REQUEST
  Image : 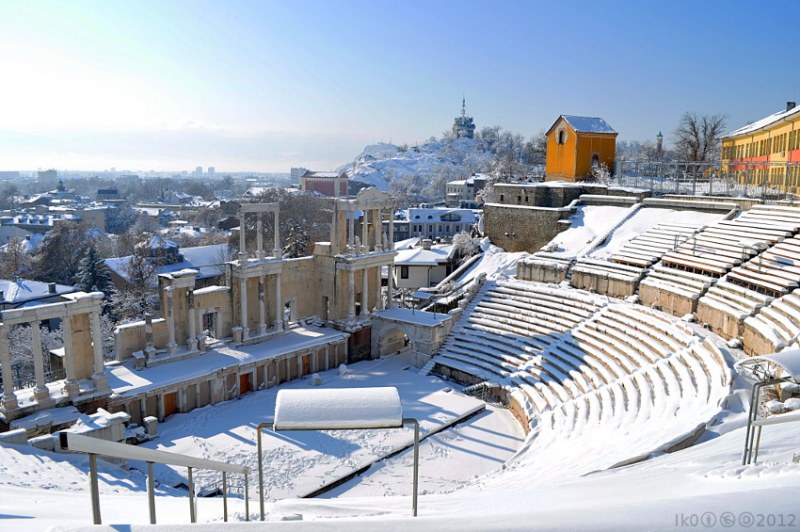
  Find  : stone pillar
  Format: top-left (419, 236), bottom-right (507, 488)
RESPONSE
top-left (375, 209), bottom-right (382, 250)
top-left (144, 313), bottom-right (156, 359)
top-left (90, 311), bottom-right (109, 391)
top-left (274, 272), bottom-right (283, 330)
top-left (348, 269), bottom-right (356, 320)
top-left (239, 277), bottom-right (249, 339)
top-left (31, 320), bottom-right (50, 402)
top-left (361, 269), bottom-right (369, 318)
top-left (258, 277), bottom-right (267, 335)
top-left (62, 313), bottom-right (80, 398)
top-left (361, 209), bottom-right (368, 252)
top-left (348, 209), bottom-right (355, 253)
top-left (0, 324), bottom-right (19, 410)
top-left (387, 218), bottom-right (395, 308)
top-left (238, 212), bottom-right (247, 260)
top-left (165, 287), bottom-right (177, 355)
top-left (273, 211), bottom-right (281, 258)
top-left (375, 265), bottom-right (382, 311)
top-left (256, 213), bottom-right (264, 260)
top-left (187, 290), bottom-right (198, 351)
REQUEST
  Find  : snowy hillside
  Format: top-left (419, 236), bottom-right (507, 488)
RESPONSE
top-left (338, 138), bottom-right (494, 193)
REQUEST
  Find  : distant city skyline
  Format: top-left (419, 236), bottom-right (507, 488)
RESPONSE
top-left (1, 0), bottom-right (797, 172)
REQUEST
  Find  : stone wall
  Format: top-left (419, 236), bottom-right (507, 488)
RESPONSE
top-left (108, 337), bottom-right (348, 424)
top-left (483, 203), bottom-right (572, 252)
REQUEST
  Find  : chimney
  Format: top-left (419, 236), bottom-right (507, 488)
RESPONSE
top-left (48, 282), bottom-right (56, 294)
top-left (788, 101), bottom-right (797, 112)
top-left (422, 239), bottom-right (432, 250)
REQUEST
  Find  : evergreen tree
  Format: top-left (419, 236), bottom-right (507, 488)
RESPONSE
top-left (76, 246), bottom-right (112, 295)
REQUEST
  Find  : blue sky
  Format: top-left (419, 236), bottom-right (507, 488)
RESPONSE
top-left (0, 0), bottom-right (797, 172)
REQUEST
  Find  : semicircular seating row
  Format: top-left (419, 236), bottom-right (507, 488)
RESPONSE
top-left (429, 279), bottom-right (730, 469)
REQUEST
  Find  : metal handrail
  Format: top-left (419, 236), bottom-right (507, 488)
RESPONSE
top-left (59, 431), bottom-right (250, 525)
top-left (742, 377), bottom-right (794, 465)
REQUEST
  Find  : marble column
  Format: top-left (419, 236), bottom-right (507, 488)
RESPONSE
top-left (360, 268), bottom-right (369, 318)
top-left (165, 287), bottom-right (177, 354)
top-left (238, 212), bottom-right (247, 260)
top-left (273, 211), bottom-right (281, 257)
top-left (387, 218), bottom-right (395, 308)
top-left (347, 269), bottom-right (356, 320)
top-left (90, 311), bottom-right (108, 390)
top-left (258, 277), bottom-right (267, 335)
top-left (187, 290), bottom-right (198, 351)
top-left (348, 209), bottom-right (355, 253)
top-left (361, 209), bottom-right (368, 252)
top-left (0, 324), bottom-right (19, 410)
top-left (375, 265), bottom-right (382, 311)
top-left (274, 272), bottom-right (283, 330)
top-left (375, 209), bottom-right (382, 250)
top-left (239, 277), bottom-right (249, 339)
top-left (256, 213), bottom-right (264, 260)
top-left (31, 320), bottom-right (50, 402)
top-left (62, 313), bottom-right (79, 397)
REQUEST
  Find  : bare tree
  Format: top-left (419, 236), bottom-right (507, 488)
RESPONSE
top-left (673, 112), bottom-right (727, 163)
top-left (0, 237), bottom-right (32, 279)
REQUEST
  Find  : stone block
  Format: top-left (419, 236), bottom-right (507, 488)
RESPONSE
top-left (143, 416), bottom-right (158, 437)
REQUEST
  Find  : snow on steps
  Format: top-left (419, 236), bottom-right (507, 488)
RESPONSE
top-left (696, 279), bottom-right (773, 340)
top-left (610, 222), bottom-right (704, 268)
top-left (743, 288), bottom-right (800, 356)
top-left (427, 279), bottom-right (731, 484)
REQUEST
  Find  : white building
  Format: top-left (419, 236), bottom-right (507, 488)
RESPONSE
top-left (392, 207), bottom-right (479, 242)
top-left (445, 174), bottom-right (487, 208)
top-left (391, 239), bottom-right (455, 290)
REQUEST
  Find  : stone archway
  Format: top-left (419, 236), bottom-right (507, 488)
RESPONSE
top-left (378, 326), bottom-right (412, 357)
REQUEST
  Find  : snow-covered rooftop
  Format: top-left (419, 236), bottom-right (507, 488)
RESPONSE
top-left (394, 245), bottom-right (453, 266)
top-left (0, 278), bottom-right (76, 304)
top-left (104, 243), bottom-right (230, 287)
top-left (303, 170), bottom-right (345, 179)
top-left (724, 104), bottom-right (800, 138)
top-left (561, 115), bottom-right (617, 134)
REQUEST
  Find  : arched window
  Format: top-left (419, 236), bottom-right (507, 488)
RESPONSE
top-left (557, 130), bottom-right (567, 144)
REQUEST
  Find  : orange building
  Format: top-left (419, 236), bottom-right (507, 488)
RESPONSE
top-left (545, 115), bottom-right (618, 181)
top-left (721, 102), bottom-right (800, 190)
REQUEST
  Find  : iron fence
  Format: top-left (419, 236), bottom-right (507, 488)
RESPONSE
top-left (613, 160), bottom-right (800, 202)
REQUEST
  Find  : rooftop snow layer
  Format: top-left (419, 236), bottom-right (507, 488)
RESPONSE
top-left (562, 115), bottom-right (617, 134)
top-left (725, 104), bottom-right (800, 138)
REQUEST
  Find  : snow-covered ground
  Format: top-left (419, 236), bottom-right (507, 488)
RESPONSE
top-left (0, 356), bottom-right (523, 529)
top-left (136, 356), bottom-right (504, 504)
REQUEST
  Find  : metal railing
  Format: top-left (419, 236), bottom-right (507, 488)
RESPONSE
top-left (613, 160), bottom-right (800, 201)
top-left (59, 431), bottom-right (250, 525)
